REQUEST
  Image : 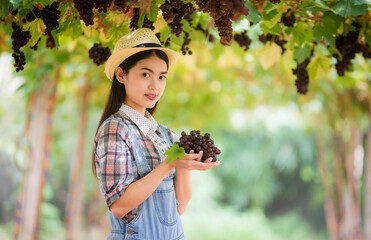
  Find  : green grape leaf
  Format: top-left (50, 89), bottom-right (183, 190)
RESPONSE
top-left (256, 42), bottom-right (282, 69)
top-left (333, 0), bottom-right (369, 17)
top-left (293, 43), bottom-right (312, 64)
top-left (292, 22), bottom-right (312, 45)
top-left (262, 7), bottom-right (282, 29)
top-left (307, 56), bottom-right (331, 81)
top-left (313, 0), bottom-right (333, 11)
top-left (28, 18), bottom-right (45, 45)
top-left (138, 13), bottom-right (145, 28)
top-left (165, 143), bottom-right (185, 164)
top-left (38, 0), bottom-right (54, 6)
top-left (245, 1), bottom-right (261, 24)
top-left (106, 26), bottom-right (128, 43)
top-left (23, 0), bottom-right (34, 9)
top-left (353, 0), bottom-right (371, 5)
top-left (148, 0), bottom-right (159, 22)
top-left (159, 25), bottom-right (171, 42)
top-left (10, 0), bottom-right (22, 9)
top-left (0, 0), bottom-right (9, 18)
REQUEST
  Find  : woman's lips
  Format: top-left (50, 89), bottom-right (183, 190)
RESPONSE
top-left (145, 94), bottom-right (156, 101)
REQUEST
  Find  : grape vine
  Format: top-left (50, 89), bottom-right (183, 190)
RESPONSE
top-left (1, 0), bottom-right (369, 96)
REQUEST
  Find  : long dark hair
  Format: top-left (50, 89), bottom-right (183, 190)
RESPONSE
top-left (92, 49), bottom-right (169, 177)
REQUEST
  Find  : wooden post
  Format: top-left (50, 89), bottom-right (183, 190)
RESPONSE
top-left (16, 75), bottom-right (58, 240)
top-left (315, 126), bottom-right (339, 240)
top-left (65, 78), bottom-right (90, 240)
top-left (364, 126), bottom-right (371, 240)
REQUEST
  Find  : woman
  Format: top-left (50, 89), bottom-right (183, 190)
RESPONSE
top-left (92, 28), bottom-right (221, 239)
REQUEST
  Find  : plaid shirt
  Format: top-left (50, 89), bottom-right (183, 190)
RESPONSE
top-left (94, 104), bottom-right (178, 223)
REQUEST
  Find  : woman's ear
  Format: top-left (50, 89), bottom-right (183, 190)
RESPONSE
top-left (115, 67), bottom-right (127, 84)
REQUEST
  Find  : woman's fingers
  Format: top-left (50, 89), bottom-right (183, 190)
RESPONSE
top-left (183, 152), bottom-right (200, 160)
top-left (196, 151), bottom-right (203, 161)
top-left (176, 158), bottom-right (221, 171)
top-left (203, 157), bottom-right (213, 163)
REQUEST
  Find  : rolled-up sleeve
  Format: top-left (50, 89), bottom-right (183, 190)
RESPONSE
top-left (94, 119), bottom-right (135, 208)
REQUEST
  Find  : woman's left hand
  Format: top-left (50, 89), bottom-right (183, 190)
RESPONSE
top-left (170, 150), bottom-right (221, 171)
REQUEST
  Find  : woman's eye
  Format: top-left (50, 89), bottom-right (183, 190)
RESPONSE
top-left (159, 75), bottom-right (167, 80)
top-left (143, 73), bottom-right (150, 78)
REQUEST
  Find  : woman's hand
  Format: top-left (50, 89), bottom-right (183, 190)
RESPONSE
top-left (169, 150), bottom-right (221, 171)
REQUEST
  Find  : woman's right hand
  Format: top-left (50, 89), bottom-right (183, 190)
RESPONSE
top-left (168, 150), bottom-right (221, 171)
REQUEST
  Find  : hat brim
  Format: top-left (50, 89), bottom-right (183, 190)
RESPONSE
top-left (105, 47), bottom-right (179, 81)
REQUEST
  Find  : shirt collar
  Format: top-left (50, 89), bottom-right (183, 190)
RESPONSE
top-left (119, 104), bottom-right (159, 136)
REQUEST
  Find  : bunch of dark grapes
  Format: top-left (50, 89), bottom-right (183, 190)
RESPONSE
top-left (129, 7), bottom-right (155, 30)
top-left (214, 17), bottom-right (233, 45)
top-left (276, 39), bottom-right (287, 54)
top-left (142, 16), bottom-right (155, 30)
top-left (113, 0), bottom-right (130, 13)
top-left (292, 58), bottom-right (310, 94)
top-left (40, 2), bottom-right (61, 35)
top-left (46, 33), bottom-right (56, 48)
top-left (361, 44), bottom-right (371, 58)
top-left (270, 0), bottom-right (280, 3)
top-left (89, 43), bottom-right (111, 66)
top-left (281, 9), bottom-right (295, 27)
top-left (333, 23), bottom-right (364, 76)
top-left (258, 33), bottom-right (274, 43)
top-left (160, 0), bottom-right (196, 37)
top-left (178, 130), bottom-right (221, 162)
top-left (258, 33), bottom-right (286, 54)
top-left (74, 0), bottom-right (94, 26)
top-left (129, 8), bottom-right (140, 30)
top-left (23, 7), bottom-right (41, 23)
top-left (181, 32), bottom-right (192, 55)
top-left (11, 22), bottom-right (31, 72)
top-left (234, 31), bottom-right (252, 51)
top-left (195, 24), bottom-right (214, 42)
top-left (196, 0), bottom-right (249, 45)
top-left (94, 0), bottom-right (112, 13)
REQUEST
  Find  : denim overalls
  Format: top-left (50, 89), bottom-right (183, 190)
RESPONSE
top-left (107, 123), bottom-right (184, 240)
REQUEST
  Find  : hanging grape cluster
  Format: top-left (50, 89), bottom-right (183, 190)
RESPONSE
top-left (334, 23), bottom-right (364, 76)
top-left (195, 0), bottom-right (249, 45)
top-left (23, 7), bottom-right (40, 23)
top-left (129, 8), bottom-right (155, 31)
top-left (160, 0), bottom-right (195, 37)
top-left (281, 9), bottom-right (295, 27)
top-left (181, 32), bottom-right (192, 55)
top-left (88, 43), bottom-right (111, 66)
top-left (73, 0), bottom-right (133, 26)
top-left (112, 0), bottom-right (130, 13)
top-left (234, 31), bottom-right (252, 51)
top-left (292, 58), bottom-right (310, 95)
top-left (11, 22), bottom-right (31, 72)
top-left (178, 130), bottom-right (221, 162)
top-left (74, 0), bottom-right (94, 26)
top-left (40, 2), bottom-right (60, 35)
top-left (258, 33), bottom-right (287, 54)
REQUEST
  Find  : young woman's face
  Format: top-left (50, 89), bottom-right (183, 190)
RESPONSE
top-left (120, 55), bottom-right (168, 115)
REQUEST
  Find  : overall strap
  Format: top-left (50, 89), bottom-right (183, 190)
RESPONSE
top-left (122, 120), bottom-right (152, 178)
top-left (158, 124), bottom-right (172, 145)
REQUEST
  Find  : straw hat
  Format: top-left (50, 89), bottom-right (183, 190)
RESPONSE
top-left (104, 28), bottom-right (179, 81)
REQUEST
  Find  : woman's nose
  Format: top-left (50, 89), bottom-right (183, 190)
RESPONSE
top-left (149, 78), bottom-right (159, 90)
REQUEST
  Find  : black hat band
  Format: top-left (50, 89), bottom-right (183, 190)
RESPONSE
top-left (134, 43), bottom-right (163, 48)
